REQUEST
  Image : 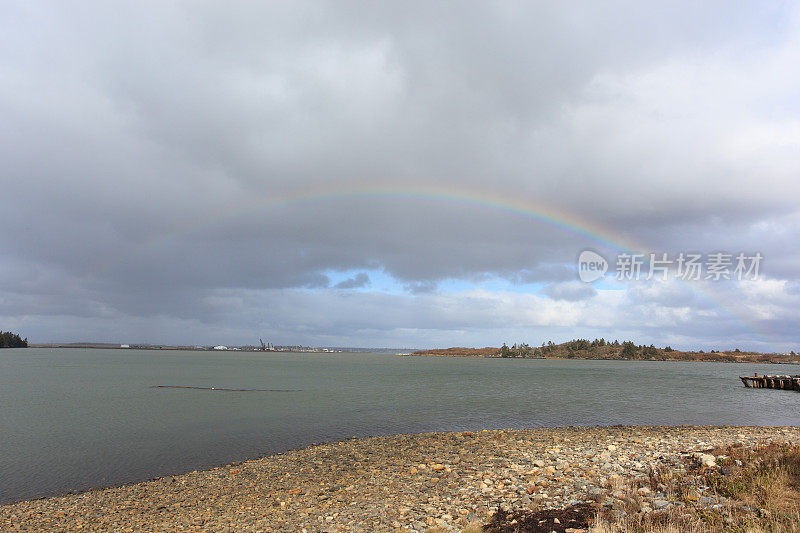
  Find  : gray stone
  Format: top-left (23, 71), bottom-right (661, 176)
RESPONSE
top-left (653, 499), bottom-right (670, 510)
top-left (693, 453), bottom-right (716, 468)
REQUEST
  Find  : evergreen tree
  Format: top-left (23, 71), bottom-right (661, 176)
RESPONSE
top-left (0, 331), bottom-right (27, 348)
top-left (500, 343), bottom-right (511, 358)
top-left (620, 341), bottom-right (637, 359)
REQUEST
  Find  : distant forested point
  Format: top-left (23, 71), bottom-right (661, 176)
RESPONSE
top-left (0, 331), bottom-right (28, 348)
top-left (413, 338), bottom-right (796, 363)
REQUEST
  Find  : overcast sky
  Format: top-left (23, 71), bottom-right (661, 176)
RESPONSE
top-left (2, 1), bottom-right (799, 350)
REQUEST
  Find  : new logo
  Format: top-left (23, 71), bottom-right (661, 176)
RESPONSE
top-left (577, 250), bottom-right (608, 283)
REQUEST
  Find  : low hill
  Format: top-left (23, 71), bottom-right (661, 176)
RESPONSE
top-left (409, 347), bottom-right (500, 357)
top-left (412, 339), bottom-right (798, 363)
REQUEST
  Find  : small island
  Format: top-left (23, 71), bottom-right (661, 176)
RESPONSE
top-left (412, 338), bottom-right (799, 364)
top-left (0, 330), bottom-right (27, 348)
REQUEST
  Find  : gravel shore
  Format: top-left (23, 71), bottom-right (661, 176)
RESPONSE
top-left (2, 426), bottom-right (798, 532)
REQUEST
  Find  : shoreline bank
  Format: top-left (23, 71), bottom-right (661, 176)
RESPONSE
top-left (2, 425), bottom-right (798, 532)
top-left (404, 352), bottom-right (800, 364)
top-left (411, 345), bottom-right (800, 364)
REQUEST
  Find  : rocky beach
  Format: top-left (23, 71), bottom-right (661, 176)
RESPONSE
top-left (2, 425), bottom-right (798, 532)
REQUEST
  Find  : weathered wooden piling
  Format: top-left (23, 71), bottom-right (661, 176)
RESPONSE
top-left (740, 374), bottom-right (800, 391)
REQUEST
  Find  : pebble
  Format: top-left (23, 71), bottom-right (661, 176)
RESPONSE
top-left (693, 452), bottom-right (717, 468)
top-left (1, 426), bottom-right (797, 532)
top-left (653, 499), bottom-right (670, 510)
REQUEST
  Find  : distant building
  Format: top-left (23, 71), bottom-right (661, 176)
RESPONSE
top-left (213, 345), bottom-right (228, 350)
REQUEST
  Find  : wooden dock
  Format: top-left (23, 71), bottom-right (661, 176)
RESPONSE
top-left (740, 374), bottom-right (800, 391)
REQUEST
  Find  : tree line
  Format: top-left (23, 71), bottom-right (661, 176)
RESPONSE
top-left (0, 331), bottom-right (28, 348)
top-left (497, 338), bottom-right (673, 359)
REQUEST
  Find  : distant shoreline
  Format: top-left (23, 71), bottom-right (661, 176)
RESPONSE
top-left (22, 344), bottom-right (800, 363)
top-left (26, 344), bottom-right (400, 354)
top-left (410, 345), bottom-right (800, 364)
top-left (405, 352), bottom-right (799, 364)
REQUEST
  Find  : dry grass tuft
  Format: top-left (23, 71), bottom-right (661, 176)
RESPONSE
top-left (589, 442), bottom-right (800, 533)
top-left (475, 443), bottom-right (800, 532)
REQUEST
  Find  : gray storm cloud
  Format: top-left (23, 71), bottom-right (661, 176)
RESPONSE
top-left (1, 1), bottom-right (799, 350)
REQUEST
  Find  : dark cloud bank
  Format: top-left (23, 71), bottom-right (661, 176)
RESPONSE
top-left (1, 1), bottom-right (799, 351)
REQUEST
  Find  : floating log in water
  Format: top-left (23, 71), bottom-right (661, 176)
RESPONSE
top-left (151, 385), bottom-right (301, 392)
top-left (740, 374), bottom-right (800, 391)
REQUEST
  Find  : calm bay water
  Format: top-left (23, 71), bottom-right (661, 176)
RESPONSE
top-left (1, 348), bottom-right (799, 504)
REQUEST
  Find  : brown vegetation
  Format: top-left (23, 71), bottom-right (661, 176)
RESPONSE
top-left (413, 347), bottom-right (503, 357)
top-left (412, 339), bottom-right (798, 364)
top-left (591, 442), bottom-right (800, 532)
top-left (484, 502), bottom-right (598, 532)
top-left (481, 442), bottom-right (800, 533)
